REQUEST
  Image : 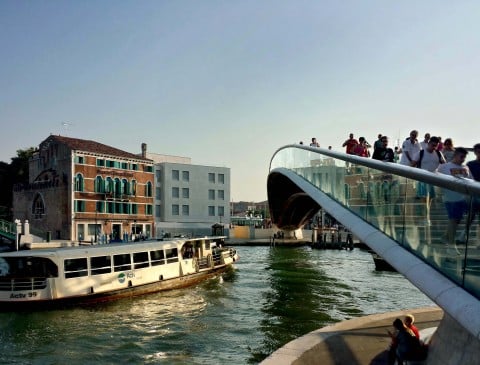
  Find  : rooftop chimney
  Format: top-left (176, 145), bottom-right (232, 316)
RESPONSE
top-left (141, 143), bottom-right (147, 158)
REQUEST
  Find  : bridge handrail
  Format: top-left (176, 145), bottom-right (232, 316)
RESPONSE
top-left (270, 144), bottom-right (480, 196)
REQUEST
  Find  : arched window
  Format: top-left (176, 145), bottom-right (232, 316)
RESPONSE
top-left (105, 177), bottom-right (113, 193)
top-left (131, 180), bottom-right (137, 196)
top-left (122, 178), bottom-right (129, 195)
top-left (95, 176), bottom-right (104, 193)
top-left (114, 178), bottom-right (121, 197)
top-left (145, 181), bottom-right (153, 197)
top-left (344, 184), bottom-right (350, 201)
top-left (75, 173), bottom-right (84, 192)
top-left (32, 194), bottom-right (45, 218)
top-left (358, 182), bottom-right (366, 199)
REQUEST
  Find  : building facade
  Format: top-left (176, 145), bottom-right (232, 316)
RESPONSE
top-left (13, 135), bottom-right (155, 242)
top-left (145, 150), bottom-right (231, 237)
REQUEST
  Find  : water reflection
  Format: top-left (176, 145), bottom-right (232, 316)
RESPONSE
top-left (250, 247), bottom-right (348, 362)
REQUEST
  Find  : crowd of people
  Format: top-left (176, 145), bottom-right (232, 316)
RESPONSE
top-left (303, 131), bottom-right (480, 254)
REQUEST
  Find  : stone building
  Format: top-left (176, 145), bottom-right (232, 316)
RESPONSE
top-left (13, 135), bottom-right (155, 242)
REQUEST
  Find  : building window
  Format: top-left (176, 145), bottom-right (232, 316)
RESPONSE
top-left (75, 173), bottom-right (84, 192)
top-left (76, 156), bottom-right (85, 164)
top-left (105, 177), bottom-right (113, 194)
top-left (218, 174), bottom-right (225, 184)
top-left (218, 190), bottom-right (225, 200)
top-left (145, 165), bottom-right (154, 173)
top-left (107, 202), bottom-right (115, 213)
top-left (218, 206), bottom-right (225, 217)
top-left (182, 188), bottom-right (189, 199)
top-left (172, 187), bottom-right (179, 198)
top-left (172, 204), bottom-right (179, 216)
top-left (75, 200), bottom-right (86, 212)
top-left (32, 194), bottom-right (45, 218)
top-left (182, 171), bottom-right (189, 181)
top-left (121, 162), bottom-right (128, 169)
top-left (95, 176), bottom-right (104, 193)
top-left (131, 163), bottom-right (138, 171)
top-left (155, 204), bottom-right (161, 217)
top-left (156, 187), bottom-right (161, 199)
top-left (182, 205), bottom-right (189, 216)
top-left (208, 173), bottom-right (215, 183)
top-left (146, 181), bottom-right (153, 197)
top-left (122, 179), bottom-right (129, 195)
top-left (208, 206), bottom-right (215, 216)
top-left (172, 170), bottom-right (179, 181)
top-left (96, 201), bottom-right (104, 213)
top-left (208, 189), bottom-right (215, 200)
top-left (132, 203), bottom-right (138, 214)
top-left (96, 159), bottom-right (105, 167)
top-left (146, 205), bottom-right (153, 215)
top-left (131, 180), bottom-right (137, 196)
top-left (114, 178), bottom-right (121, 197)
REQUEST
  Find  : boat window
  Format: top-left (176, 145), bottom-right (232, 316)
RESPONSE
top-left (113, 254), bottom-right (131, 272)
top-left (205, 240), bottom-right (210, 250)
top-left (165, 248), bottom-right (178, 264)
top-left (133, 252), bottom-right (149, 269)
top-left (64, 258), bottom-right (88, 279)
top-left (0, 257), bottom-right (58, 279)
top-left (150, 250), bottom-right (165, 266)
top-left (90, 256), bottom-right (112, 275)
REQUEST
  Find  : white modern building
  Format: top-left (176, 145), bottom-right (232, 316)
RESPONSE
top-left (143, 145), bottom-right (231, 237)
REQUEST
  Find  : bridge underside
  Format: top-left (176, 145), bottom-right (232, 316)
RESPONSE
top-left (267, 172), bottom-right (320, 230)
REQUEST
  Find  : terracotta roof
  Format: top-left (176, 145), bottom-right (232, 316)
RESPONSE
top-left (45, 135), bottom-right (152, 162)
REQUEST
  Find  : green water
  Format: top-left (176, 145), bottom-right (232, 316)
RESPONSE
top-left (0, 246), bottom-right (433, 364)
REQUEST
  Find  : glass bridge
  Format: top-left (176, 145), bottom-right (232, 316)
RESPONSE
top-left (268, 145), bottom-right (480, 301)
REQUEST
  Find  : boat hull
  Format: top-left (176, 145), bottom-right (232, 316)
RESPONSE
top-left (0, 264), bottom-right (233, 311)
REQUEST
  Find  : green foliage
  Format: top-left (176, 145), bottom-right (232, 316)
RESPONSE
top-left (0, 148), bottom-right (35, 220)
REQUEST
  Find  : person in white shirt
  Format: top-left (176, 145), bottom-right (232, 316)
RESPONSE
top-left (309, 137), bottom-right (320, 147)
top-left (400, 130), bottom-right (421, 166)
top-left (419, 132), bottom-right (430, 150)
top-left (438, 148), bottom-right (472, 254)
top-left (412, 136), bottom-right (445, 226)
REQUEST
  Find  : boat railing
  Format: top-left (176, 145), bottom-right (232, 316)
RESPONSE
top-left (0, 277), bottom-right (48, 291)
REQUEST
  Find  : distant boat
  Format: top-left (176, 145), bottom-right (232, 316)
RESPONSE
top-left (0, 236), bottom-right (238, 310)
top-left (370, 252), bottom-right (396, 272)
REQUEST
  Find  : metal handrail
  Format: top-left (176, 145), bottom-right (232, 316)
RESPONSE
top-left (270, 144), bottom-right (480, 196)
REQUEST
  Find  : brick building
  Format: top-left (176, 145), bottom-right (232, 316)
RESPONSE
top-left (13, 135), bottom-right (155, 242)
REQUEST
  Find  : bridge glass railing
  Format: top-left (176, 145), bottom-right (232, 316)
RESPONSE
top-left (270, 146), bottom-right (480, 299)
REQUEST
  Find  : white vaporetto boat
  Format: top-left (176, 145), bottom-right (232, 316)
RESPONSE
top-left (0, 236), bottom-right (238, 310)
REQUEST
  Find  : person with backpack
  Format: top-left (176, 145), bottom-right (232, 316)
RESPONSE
top-left (412, 136), bottom-right (446, 171)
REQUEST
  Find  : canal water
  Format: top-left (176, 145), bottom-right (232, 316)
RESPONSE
top-left (0, 246), bottom-right (434, 364)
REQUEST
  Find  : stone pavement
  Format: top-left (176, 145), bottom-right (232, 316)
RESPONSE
top-left (261, 306), bottom-right (443, 365)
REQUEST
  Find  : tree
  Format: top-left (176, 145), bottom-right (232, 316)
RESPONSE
top-left (0, 148), bottom-right (35, 221)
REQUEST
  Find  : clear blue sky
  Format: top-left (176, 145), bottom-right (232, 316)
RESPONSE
top-left (1, 1), bottom-right (479, 202)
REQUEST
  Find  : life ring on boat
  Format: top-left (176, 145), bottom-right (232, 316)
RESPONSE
top-left (193, 257), bottom-right (199, 272)
top-left (207, 254), bottom-right (214, 268)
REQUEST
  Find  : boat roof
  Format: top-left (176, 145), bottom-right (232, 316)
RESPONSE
top-left (0, 236), bottom-right (227, 258)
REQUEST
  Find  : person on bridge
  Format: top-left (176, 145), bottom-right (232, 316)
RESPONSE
top-left (342, 133), bottom-right (358, 154)
top-left (372, 136), bottom-right (395, 162)
top-left (438, 147), bottom-right (472, 255)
